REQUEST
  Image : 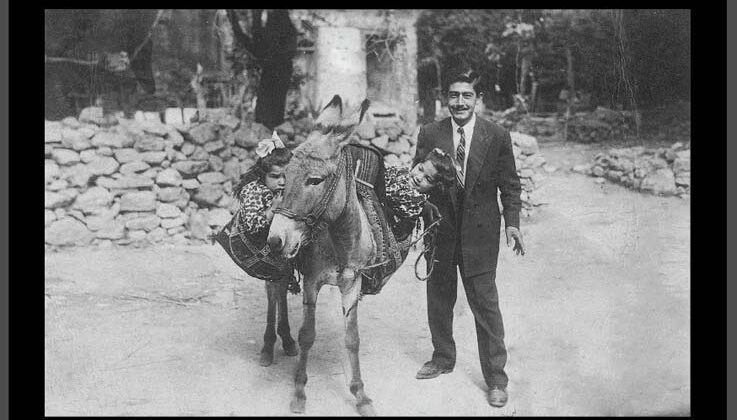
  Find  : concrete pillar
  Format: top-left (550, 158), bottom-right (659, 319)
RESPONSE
top-left (396, 26), bottom-right (418, 127)
top-left (314, 26), bottom-right (367, 111)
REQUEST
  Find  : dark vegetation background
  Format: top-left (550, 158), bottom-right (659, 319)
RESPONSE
top-left (44, 9), bottom-right (690, 134)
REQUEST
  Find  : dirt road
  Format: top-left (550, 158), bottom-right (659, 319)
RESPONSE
top-left (45, 142), bottom-right (690, 416)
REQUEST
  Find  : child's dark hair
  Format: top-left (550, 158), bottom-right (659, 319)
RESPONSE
top-left (233, 147), bottom-right (293, 196)
top-left (422, 148), bottom-right (456, 193)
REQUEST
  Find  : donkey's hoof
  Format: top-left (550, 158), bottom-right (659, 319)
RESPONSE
top-left (357, 401), bottom-right (376, 417)
top-left (290, 398), bottom-right (306, 413)
top-left (283, 341), bottom-right (298, 357)
top-left (259, 350), bottom-right (274, 367)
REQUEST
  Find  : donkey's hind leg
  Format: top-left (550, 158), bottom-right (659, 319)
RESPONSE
top-left (260, 281), bottom-right (278, 367)
top-left (276, 279), bottom-right (298, 356)
top-left (340, 274), bottom-right (376, 416)
top-left (291, 282), bottom-right (320, 413)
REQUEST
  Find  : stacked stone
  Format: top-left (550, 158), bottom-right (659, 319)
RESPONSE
top-left (564, 107), bottom-right (634, 143)
top-left (45, 107), bottom-right (271, 247)
top-left (488, 107), bottom-right (523, 131)
top-left (514, 115), bottom-right (561, 139)
top-left (510, 132), bottom-right (552, 217)
top-left (347, 110), bottom-right (416, 168)
top-left (487, 108), bottom-right (561, 138)
top-left (573, 142), bottom-right (690, 197)
top-left (273, 116), bottom-right (315, 148)
top-left (487, 106), bottom-right (634, 143)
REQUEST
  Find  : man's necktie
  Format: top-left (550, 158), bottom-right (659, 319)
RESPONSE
top-left (456, 126), bottom-right (466, 187)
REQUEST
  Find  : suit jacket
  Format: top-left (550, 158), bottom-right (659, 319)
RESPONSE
top-left (413, 115), bottom-right (521, 277)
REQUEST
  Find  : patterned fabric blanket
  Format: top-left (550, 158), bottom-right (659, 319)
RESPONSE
top-left (347, 143), bottom-right (411, 296)
top-left (210, 211), bottom-right (300, 293)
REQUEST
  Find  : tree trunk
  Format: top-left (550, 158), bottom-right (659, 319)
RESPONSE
top-left (255, 60), bottom-right (293, 128)
top-left (565, 46), bottom-right (575, 101)
top-left (530, 77), bottom-right (539, 113)
top-left (226, 9), bottom-right (296, 128)
top-left (191, 64), bottom-right (207, 111)
top-left (519, 55), bottom-right (532, 96)
top-left (563, 46), bottom-right (576, 142)
top-left (418, 57), bottom-right (439, 124)
top-left (253, 10), bottom-right (296, 128)
top-left (123, 9), bottom-right (158, 95)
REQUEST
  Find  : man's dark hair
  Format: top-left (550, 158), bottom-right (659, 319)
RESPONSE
top-left (446, 70), bottom-right (483, 95)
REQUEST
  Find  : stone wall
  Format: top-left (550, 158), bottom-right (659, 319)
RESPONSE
top-left (487, 106), bottom-right (635, 143)
top-left (45, 107), bottom-right (264, 248)
top-left (573, 142), bottom-right (691, 197)
top-left (45, 106), bottom-right (545, 248)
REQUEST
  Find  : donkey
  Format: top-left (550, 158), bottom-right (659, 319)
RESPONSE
top-left (267, 95), bottom-right (380, 416)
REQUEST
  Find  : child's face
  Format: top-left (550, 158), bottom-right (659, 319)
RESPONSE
top-left (264, 164), bottom-right (287, 193)
top-left (409, 160), bottom-right (439, 193)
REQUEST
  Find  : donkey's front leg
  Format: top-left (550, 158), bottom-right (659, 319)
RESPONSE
top-left (291, 282), bottom-right (319, 414)
top-left (276, 280), bottom-right (298, 357)
top-left (260, 281), bottom-right (278, 367)
top-left (340, 273), bottom-right (376, 416)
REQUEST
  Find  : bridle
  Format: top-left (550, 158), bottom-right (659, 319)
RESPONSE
top-left (273, 145), bottom-right (442, 283)
top-left (273, 147), bottom-right (352, 242)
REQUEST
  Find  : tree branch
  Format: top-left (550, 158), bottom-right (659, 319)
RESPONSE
top-left (130, 9), bottom-right (165, 63)
top-left (45, 55), bottom-right (101, 67)
top-left (226, 9), bottom-right (259, 59)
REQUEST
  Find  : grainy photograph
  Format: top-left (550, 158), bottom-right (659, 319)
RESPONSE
top-left (44, 9), bottom-right (690, 416)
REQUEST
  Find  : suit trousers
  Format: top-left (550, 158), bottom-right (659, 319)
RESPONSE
top-left (426, 189), bottom-right (509, 388)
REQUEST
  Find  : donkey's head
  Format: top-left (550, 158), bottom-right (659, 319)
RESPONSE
top-left (267, 95), bottom-right (370, 259)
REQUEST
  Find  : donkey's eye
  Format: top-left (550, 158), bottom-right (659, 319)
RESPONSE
top-left (306, 177), bottom-right (324, 186)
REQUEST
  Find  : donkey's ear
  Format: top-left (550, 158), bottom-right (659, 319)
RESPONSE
top-left (358, 99), bottom-right (370, 125)
top-left (340, 98), bottom-right (370, 128)
top-left (315, 95), bottom-right (343, 126)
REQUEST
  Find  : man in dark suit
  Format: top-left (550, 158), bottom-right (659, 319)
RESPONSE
top-left (412, 70), bottom-right (526, 408)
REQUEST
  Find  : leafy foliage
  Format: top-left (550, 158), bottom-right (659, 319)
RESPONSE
top-left (417, 9), bottom-right (690, 111)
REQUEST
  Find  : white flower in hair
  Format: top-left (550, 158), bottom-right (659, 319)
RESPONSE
top-left (255, 131), bottom-right (286, 158)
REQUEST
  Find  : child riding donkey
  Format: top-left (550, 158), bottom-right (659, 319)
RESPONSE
top-left (211, 132), bottom-right (299, 367)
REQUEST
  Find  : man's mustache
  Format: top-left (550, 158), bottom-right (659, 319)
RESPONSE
top-left (451, 106), bottom-right (470, 111)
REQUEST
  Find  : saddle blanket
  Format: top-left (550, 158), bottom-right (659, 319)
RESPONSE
top-left (347, 143), bottom-right (411, 295)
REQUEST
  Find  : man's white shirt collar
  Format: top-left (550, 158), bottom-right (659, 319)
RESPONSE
top-left (451, 112), bottom-right (476, 137)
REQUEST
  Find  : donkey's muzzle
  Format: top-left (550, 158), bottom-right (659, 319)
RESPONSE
top-left (267, 235), bottom-right (283, 253)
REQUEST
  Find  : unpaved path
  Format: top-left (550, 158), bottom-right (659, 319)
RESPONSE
top-left (45, 142), bottom-right (690, 416)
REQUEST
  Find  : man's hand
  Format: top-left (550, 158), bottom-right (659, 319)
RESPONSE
top-left (505, 226), bottom-right (526, 256)
top-left (421, 202), bottom-right (441, 224)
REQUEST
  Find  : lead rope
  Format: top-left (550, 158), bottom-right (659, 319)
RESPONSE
top-left (412, 217), bottom-right (441, 282)
top-left (354, 215), bottom-right (442, 281)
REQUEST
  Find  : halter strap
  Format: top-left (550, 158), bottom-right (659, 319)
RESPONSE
top-left (274, 148), bottom-right (352, 232)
